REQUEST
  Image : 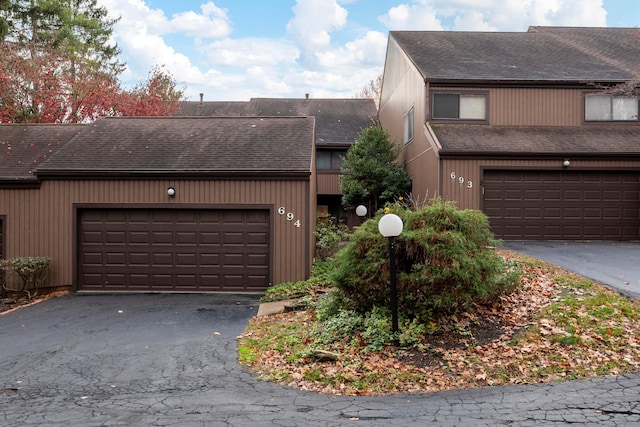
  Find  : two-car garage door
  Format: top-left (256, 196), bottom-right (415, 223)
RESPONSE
top-left (78, 208), bottom-right (270, 292)
top-left (483, 170), bottom-right (640, 240)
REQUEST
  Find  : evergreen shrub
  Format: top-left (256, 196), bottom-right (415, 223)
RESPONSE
top-left (332, 199), bottom-right (519, 323)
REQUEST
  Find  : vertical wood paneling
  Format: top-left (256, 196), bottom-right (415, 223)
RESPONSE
top-left (0, 178), bottom-right (311, 290)
top-left (317, 173), bottom-right (341, 194)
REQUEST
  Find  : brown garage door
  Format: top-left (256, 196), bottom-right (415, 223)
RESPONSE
top-left (79, 208), bottom-right (270, 292)
top-left (483, 170), bottom-right (640, 240)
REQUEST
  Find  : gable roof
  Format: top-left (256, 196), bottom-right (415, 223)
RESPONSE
top-left (37, 116), bottom-right (314, 179)
top-left (390, 27), bottom-right (640, 84)
top-left (432, 124), bottom-right (640, 157)
top-left (0, 124), bottom-right (84, 184)
top-left (175, 97), bottom-right (378, 146)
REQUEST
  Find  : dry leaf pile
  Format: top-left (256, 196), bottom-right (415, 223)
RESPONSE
top-left (239, 250), bottom-right (640, 396)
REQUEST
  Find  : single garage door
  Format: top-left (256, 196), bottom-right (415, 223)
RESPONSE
top-left (78, 208), bottom-right (270, 292)
top-left (483, 170), bottom-right (640, 240)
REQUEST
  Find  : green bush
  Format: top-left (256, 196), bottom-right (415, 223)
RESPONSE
top-left (332, 199), bottom-right (519, 323)
top-left (0, 256), bottom-right (51, 296)
top-left (315, 216), bottom-right (349, 259)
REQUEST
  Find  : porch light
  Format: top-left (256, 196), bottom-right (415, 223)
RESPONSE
top-left (167, 187), bottom-right (176, 197)
top-left (563, 159), bottom-right (570, 167)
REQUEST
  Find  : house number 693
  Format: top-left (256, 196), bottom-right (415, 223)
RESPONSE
top-left (450, 172), bottom-right (473, 189)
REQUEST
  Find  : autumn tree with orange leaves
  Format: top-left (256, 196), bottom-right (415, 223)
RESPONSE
top-left (0, 0), bottom-right (184, 123)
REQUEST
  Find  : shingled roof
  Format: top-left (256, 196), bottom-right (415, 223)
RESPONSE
top-left (432, 124), bottom-right (640, 157)
top-left (37, 116), bottom-right (314, 178)
top-left (391, 27), bottom-right (640, 83)
top-left (0, 124), bottom-right (84, 184)
top-left (175, 97), bottom-right (378, 146)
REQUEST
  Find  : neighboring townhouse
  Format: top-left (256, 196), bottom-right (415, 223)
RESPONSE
top-left (176, 96), bottom-right (379, 227)
top-left (379, 26), bottom-right (640, 240)
top-left (0, 117), bottom-right (315, 292)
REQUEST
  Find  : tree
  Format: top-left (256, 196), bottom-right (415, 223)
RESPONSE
top-left (115, 65), bottom-right (185, 117)
top-left (340, 124), bottom-right (411, 213)
top-left (0, 1), bottom-right (184, 122)
top-left (355, 75), bottom-right (382, 108)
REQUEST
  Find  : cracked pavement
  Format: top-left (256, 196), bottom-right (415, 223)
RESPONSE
top-left (1, 293), bottom-right (639, 426)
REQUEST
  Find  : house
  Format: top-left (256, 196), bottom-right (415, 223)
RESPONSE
top-left (0, 116), bottom-right (315, 292)
top-left (176, 96), bottom-right (379, 227)
top-left (379, 26), bottom-right (640, 240)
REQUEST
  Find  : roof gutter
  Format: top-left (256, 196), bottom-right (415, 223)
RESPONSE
top-left (35, 169), bottom-right (312, 180)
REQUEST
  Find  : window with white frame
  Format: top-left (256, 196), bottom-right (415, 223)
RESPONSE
top-left (403, 106), bottom-right (414, 144)
top-left (432, 93), bottom-right (487, 120)
top-left (585, 94), bottom-right (639, 121)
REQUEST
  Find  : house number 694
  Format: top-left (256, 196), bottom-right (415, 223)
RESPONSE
top-left (278, 206), bottom-right (301, 228)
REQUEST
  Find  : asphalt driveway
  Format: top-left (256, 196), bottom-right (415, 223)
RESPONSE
top-left (1, 293), bottom-right (640, 426)
top-left (502, 241), bottom-right (640, 299)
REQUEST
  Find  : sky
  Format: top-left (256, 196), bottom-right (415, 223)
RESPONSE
top-left (95, 0), bottom-right (640, 102)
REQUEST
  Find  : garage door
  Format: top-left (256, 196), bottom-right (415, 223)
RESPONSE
top-left (483, 170), bottom-right (640, 240)
top-left (78, 208), bottom-right (270, 292)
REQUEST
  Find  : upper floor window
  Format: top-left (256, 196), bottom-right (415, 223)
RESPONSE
top-left (585, 94), bottom-right (639, 121)
top-left (317, 149), bottom-right (347, 170)
top-left (432, 93), bottom-right (487, 120)
top-left (403, 106), bottom-right (414, 144)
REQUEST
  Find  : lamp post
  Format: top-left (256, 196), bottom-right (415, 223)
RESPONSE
top-left (355, 205), bottom-right (367, 224)
top-left (378, 213), bottom-right (403, 334)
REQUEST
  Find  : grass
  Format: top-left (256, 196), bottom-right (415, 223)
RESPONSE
top-left (238, 250), bottom-right (640, 396)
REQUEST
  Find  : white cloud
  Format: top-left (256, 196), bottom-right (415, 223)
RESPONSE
top-left (380, 0), bottom-right (607, 31)
top-left (286, 0), bottom-right (348, 50)
top-left (380, 2), bottom-right (444, 30)
top-left (97, 0), bottom-right (612, 101)
top-left (166, 2), bottom-right (231, 39)
top-left (315, 31), bottom-right (388, 68)
top-left (203, 38), bottom-right (300, 67)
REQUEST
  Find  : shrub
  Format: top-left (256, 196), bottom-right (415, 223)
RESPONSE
top-left (315, 216), bottom-right (349, 259)
top-left (0, 256), bottom-right (51, 297)
top-left (332, 199), bottom-right (519, 323)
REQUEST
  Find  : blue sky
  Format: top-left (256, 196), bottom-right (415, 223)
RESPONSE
top-left (96, 1), bottom-right (640, 101)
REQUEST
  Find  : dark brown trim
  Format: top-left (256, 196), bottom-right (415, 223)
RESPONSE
top-left (73, 203), bottom-right (274, 292)
top-left (441, 152), bottom-right (640, 160)
top-left (37, 170), bottom-right (311, 180)
top-left (0, 180), bottom-right (41, 189)
top-left (427, 80), bottom-right (627, 89)
top-left (316, 168), bottom-right (345, 174)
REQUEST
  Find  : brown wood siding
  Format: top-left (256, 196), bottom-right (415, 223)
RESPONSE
top-left (429, 87), bottom-right (586, 126)
top-left (0, 179), bottom-right (311, 290)
top-left (441, 158), bottom-right (640, 211)
top-left (380, 37), bottom-right (439, 203)
top-left (317, 173), bottom-right (341, 195)
top-left (490, 87), bottom-right (584, 126)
